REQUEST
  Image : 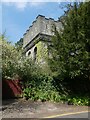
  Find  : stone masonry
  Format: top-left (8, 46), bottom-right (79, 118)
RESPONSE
top-left (23, 15), bottom-right (62, 62)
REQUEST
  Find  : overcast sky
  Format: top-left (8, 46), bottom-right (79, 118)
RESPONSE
top-left (1, 2), bottom-right (66, 44)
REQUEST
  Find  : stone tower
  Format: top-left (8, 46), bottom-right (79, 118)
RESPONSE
top-left (23, 15), bottom-right (62, 64)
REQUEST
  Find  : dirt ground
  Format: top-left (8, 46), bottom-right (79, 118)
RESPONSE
top-left (1, 98), bottom-right (88, 119)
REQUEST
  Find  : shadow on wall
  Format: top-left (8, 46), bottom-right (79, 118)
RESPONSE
top-left (2, 79), bottom-right (22, 100)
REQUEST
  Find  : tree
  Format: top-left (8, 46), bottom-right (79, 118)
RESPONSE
top-left (15, 38), bottom-right (23, 51)
top-left (48, 2), bottom-right (90, 95)
top-left (1, 34), bottom-right (40, 81)
top-left (1, 34), bottom-right (21, 79)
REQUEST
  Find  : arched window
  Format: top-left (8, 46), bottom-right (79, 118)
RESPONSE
top-left (28, 51), bottom-right (31, 56)
top-left (34, 47), bottom-right (37, 61)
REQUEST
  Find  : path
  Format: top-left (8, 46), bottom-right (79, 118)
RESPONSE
top-left (1, 99), bottom-right (89, 119)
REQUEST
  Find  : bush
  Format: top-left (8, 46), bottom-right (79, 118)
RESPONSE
top-left (67, 96), bottom-right (90, 106)
top-left (2, 35), bottom-right (21, 79)
top-left (22, 73), bottom-right (61, 102)
top-left (1, 35), bottom-right (89, 105)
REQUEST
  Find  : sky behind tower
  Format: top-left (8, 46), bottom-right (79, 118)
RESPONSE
top-left (1, 2), bottom-right (65, 44)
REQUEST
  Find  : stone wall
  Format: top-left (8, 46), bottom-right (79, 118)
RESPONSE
top-left (23, 15), bottom-right (62, 48)
top-left (26, 41), bottom-right (48, 63)
top-left (23, 15), bottom-right (62, 63)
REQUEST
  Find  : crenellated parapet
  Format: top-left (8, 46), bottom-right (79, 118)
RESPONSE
top-left (23, 15), bottom-right (62, 50)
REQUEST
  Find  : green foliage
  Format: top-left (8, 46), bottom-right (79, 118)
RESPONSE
top-left (23, 74), bottom-right (61, 102)
top-left (16, 57), bottom-right (38, 81)
top-left (1, 3), bottom-right (90, 106)
top-left (48, 2), bottom-right (90, 86)
top-left (68, 97), bottom-right (89, 106)
top-left (15, 38), bottom-right (23, 51)
top-left (64, 2), bottom-right (90, 79)
top-left (1, 34), bottom-right (22, 79)
top-left (66, 96), bottom-right (90, 106)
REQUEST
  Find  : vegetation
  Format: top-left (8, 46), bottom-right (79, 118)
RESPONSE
top-left (48, 2), bottom-right (90, 104)
top-left (15, 38), bottom-right (23, 51)
top-left (49, 2), bottom-right (90, 79)
top-left (2, 34), bottom-right (21, 79)
top-left (1, 2), bottom-right (90, 105)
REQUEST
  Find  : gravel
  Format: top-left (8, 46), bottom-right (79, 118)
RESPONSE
top-left (2, 98), bottom-right (88, 118)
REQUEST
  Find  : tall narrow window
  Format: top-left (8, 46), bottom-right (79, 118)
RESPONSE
top-left (34, 47), bottom-right (37, 61)
top-left (46, 24), bottom-right (47, 29)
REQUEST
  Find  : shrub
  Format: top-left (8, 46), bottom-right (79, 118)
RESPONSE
top-left (22, 73), bottom-right (61, 102)
top-left (67, 96), bottom-right (90, 106)
top-left (2, 34), bottom-right (21, 79)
